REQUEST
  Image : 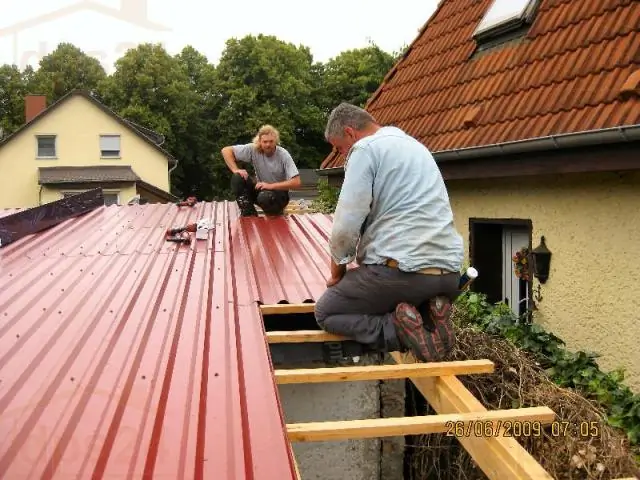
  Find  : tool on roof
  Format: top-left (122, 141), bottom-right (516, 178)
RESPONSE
top-left (165, 217), bottom-right (214, 244)
top-left (176, 196), bottom-right (197, 208)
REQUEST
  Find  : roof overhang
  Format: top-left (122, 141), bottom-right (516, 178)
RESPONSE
top-left (316, 125), bottom-right (640, 180)
top-left (38, 165), bottom-right (140, 185)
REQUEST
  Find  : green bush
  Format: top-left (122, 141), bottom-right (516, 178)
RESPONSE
top-left (310, 178), bottom-right (340, 213)
top-left (454, 291), bottom-right (640, 446)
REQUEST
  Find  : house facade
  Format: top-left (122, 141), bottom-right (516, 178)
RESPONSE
top-left (0, 90), bottom-right (178, 208)
top-left (318, 0), bottom-right (640, 390)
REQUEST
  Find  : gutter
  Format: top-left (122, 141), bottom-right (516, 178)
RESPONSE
top-left (315, 124), bottom-right (640, 175)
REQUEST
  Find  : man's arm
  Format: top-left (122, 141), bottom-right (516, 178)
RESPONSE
top-left (221, 144), bottom-right (253, 174)
top-left (329, 146), bottom-right (374, 279)
top-left (262, 149), bottom-right (302, 190)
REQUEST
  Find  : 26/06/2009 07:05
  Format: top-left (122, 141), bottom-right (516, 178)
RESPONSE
top-left (444, 420), bottom-right (601, 438)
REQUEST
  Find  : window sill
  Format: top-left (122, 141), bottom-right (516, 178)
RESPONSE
top-left (100, 156), bottom-right (122, 160)
top-left (36, 157), bottom-right (57, 160)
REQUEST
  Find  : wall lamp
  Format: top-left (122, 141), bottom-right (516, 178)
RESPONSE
top-left (531, 236), bottom-right (552, 284)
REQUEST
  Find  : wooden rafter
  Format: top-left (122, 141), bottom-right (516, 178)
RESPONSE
top-left (287, 407), bottom-right (555, 442)
top-left (262, 304), bottom-right (556, 479)
top-left (274, 359), bottom-right (495, 384)
top-left (260, 303), bottom-right (315, 315)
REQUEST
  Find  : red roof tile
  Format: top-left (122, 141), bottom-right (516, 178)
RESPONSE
top-left (0, 202), bottom-right (333, 479)
top-left (321, 0), bottom-right (640, 169)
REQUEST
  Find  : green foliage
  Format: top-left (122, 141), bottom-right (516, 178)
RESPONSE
top-left (310, 178), bottom-right (340, 213)
top-left (455, 290), bottom-right (640, 446)
top-left (28, 43), bottom-right (107, 102)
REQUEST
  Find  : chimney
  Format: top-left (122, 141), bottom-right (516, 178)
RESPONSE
top-left (25, 95), bottom-right (48, 123)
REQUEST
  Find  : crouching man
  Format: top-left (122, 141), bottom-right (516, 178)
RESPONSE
top-left (314, 103), bottom-right (465, 362)
top-left (221, 125), bottom-right (301, 217)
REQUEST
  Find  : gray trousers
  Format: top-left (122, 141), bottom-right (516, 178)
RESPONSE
top-left (314, 264), bottom-right (460, 351)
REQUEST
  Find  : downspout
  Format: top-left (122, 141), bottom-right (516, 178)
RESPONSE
top-left (168, 159), bottom-right (179, 194)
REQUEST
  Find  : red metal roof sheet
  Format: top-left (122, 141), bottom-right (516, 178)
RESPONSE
top-left (321, 0), bottom-right (640, 169)
top-left (0, 201), bottom-right (333, 479)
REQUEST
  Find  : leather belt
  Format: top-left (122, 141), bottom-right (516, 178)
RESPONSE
top-left (385, 259), bottom-right (454, 275)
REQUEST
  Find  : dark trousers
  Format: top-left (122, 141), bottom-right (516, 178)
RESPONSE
top-left (314, 264), bottom-right (460, 352)
top-left (230, 173), bottom-right (289, 216)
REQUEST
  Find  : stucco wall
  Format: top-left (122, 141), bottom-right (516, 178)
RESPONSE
top-left (446, 171), bottom-right (640, 391)
top-left (0, 94), bottom-right (170, 209)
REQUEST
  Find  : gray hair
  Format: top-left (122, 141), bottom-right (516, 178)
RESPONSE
top-left (324, 102), bottom-right (377, 140)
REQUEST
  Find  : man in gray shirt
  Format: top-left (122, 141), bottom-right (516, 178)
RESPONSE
top-left (221, 125), bottom-right (301, 217)
top-left (314, 103), bottom-right (465, 363)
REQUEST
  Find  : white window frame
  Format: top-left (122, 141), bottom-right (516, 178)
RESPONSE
top-left (473, 0), bottom-right (540, 41)
top-left (36, 134), bottom-right (57, 159)
top-left (99, 134), bottom-right (121, 159)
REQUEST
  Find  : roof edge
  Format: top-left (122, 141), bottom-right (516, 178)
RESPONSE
top-left (436, 124), bottom-right (640, 161)
top-left (316, 125), bottom-right (640, 175)
top-left (315, 167), bottom-right (345, 176)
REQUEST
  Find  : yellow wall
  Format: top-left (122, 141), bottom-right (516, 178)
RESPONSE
top-left (0, 94), bottom-right (170, 209)
top-left (447, 171), bottom-right (640, 391)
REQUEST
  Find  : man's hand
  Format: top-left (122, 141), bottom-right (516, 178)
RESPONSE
top-left (235, 169), bottom-right (249, 180)
top-left (326, 260), bottom-right (346, 287)
top-left (255, 182), bottom-right (273, 190)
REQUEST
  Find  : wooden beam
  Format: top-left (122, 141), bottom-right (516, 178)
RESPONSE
top-left (260, 304), bottom-right (316, 315)
top-left (287, 407), bottom-right (555, 442)
top-left (391, 352), bottom-right (555, 479)
top-left (266, 330), bottom-right (346, 343)
top-left (274, 360), bottom-right (495, 384)
top-left (289, 443), bottom-right (301, 479)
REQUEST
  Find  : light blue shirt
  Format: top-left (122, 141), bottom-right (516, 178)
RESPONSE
top-left (330, 126), bottom-right (464, 273)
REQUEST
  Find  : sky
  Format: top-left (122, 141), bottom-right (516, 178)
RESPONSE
top-left (0, 0), bottom-right (441, 73)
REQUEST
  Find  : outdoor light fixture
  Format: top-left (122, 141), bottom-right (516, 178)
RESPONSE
top-left (531, 236), bottom-right (552, 284)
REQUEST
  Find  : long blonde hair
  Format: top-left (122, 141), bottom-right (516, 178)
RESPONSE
top-left (252, 124), bottom-right (280, 151)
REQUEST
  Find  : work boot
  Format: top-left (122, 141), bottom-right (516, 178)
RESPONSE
top-left (236, 195), bottom-right (258, 217)
top-left (428, 296), bottom-right (456, 356)
top-left (393, 303), bottom-right (441, 362)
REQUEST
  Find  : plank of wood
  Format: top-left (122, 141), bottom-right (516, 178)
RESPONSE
top-left (274, 360), bottom-right (495, 384)
top-left (289, 443), bottom-right (302, 480)
top-left (287, 406), bottom-right (555, 442)
top-left (260, 303), bottom-right (316, 315)
top-left (266, 330), bottom-right (346, 343)
top-left (391, 352), bottom-right (555, 479)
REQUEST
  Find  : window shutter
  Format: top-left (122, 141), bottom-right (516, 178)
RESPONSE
top-left (100, 135), bottom-right (121, 156)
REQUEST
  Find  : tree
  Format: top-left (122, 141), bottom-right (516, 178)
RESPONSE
top-left (28, 43), bottom-right (107, 102)
top-left (0, 65), bottom-right (29, 136)
top-left (97, 43), bottom-right (207, 197)
top-left (320, 42), bottom-right (397, 110)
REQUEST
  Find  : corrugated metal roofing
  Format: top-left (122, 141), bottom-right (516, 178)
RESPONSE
top-left (0, 201), bottom-right (333, 479)
top-left (321, 0), bottom-right (640, 169)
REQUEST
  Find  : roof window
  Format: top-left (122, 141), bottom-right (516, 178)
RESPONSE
top-left (473, 0), bottom-right (540, 45)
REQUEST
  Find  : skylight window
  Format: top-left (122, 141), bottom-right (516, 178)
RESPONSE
top-left (473, 0), bottom-right (540, 42)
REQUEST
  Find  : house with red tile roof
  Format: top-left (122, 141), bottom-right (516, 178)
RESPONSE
top-left (317, 0), bottom-right (640, 391)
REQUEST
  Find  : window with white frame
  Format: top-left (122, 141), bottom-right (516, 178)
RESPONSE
top-left (473, 0), bottom-right (540, 42)
top-left (36, 135), bottom-right (56, 158)
top-left (100, 135), bottom-right (121, 157)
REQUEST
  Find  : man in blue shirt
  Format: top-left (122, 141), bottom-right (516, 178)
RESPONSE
top-left (314, 103), bottom-right (465, 362)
